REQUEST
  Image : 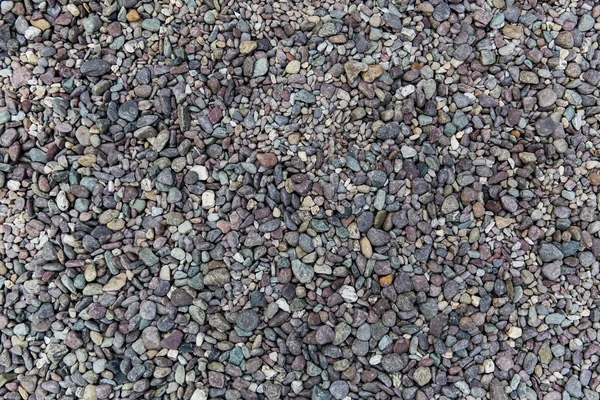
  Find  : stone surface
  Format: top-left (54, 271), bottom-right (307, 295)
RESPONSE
top-left (1, 2), bottom-right (597, 399)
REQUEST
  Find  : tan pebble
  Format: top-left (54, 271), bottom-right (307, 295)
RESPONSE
top-left (107, 219), bottom-right (125, 231)
top-left (78, 154), bottom-right (96, 167)
top-left (506, 326), bottom-right (522, 339)
top-left (285, 60), bottom-right (301, 74)
top-left (329, 34), bottom-right (347, 44)
top-left (31, 19), bottom-right (51, 31)
top-left (360, 237), bottom-right (373, 258)
top-left (502, 24), bottom-right (523, 39)
top-left (126, 10), bottom-right (140, 22)
top-left (85, 264), bottom-right (97, 282)
top-left (103, 273), bottom-right (127, 291)
top-left (589, 172), bottom-right (600, 185)
top-left (239, 41), bottom-right (257, 54)
top-left (288, 134), bottom-right (300, 145)
top-left (361, 65), bottom-right (383, 83)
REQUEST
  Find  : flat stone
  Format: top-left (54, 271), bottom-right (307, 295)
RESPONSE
top-left (381, 354), bottom-right (405, 372)
top-left (537, 88), bottom-right (557, 108)
top-left (240, 41), bottom-right (257, 54)
top-left (535, 116), bottom-right (557, 136)
top-left (329, 380), bottom-right (349, 400)
top-left (171, 289), bottom-right (193, 307)
top-left (413, 367), bottom-right (431, 386)
top-left (142, 19), bottom-right (161, 32)
top-left (236, 310), bottom-right (260, 332)
top-left (139, 248), bottom-right (159, 266)
top-left (376, 122), bottom-right (400, 140)
top-left (292, 259), bottom-right (314, 283)
top-left (315, 325), bottom-right (334, 344)
top-left (103, 273), bottom-right (126, 291)
top-left (203, 268), bottom-right (230, 286)
top-left (539, 243), bottom-right (563, 262)
top-left (257, 152), bottom-right (278, 167)
top-left (80, 60), bottom-right (111, 77)
top-left (555, 31), bottom-right (574, 48)
top-left (118, 100), bottom-right (139, 122)
top-left (361, 65), bottom-right (383, 83)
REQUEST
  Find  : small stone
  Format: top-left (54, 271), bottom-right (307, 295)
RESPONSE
top-left (590, 173), bottom-right (600, 186)
top-left (500, 196), bottom-right (518, 213)
top-left (142, 326), bottom-right (161, 350)
top-left (490, 378), bottom-right (508, 400)
top-left (329, 380), bottom-right (349, 400)
top-left (83, 15), bottom-right (102, 34)
top-left (401, 145), bottom-right (417, 158)
top-left (360, 237), bottom-right (373, 258)
top-left (578, 14), bottom-right (595, 31)
top-left (566, 376), bottom-right (583, 398)
top-left (539, 243), bottom-right (563, 263)
top-left (171, 289), bottom-right (193, 307)
top-left (520, 71), bottom-right (539, 84)
top-left (140, 301), bottom-right (157, 320)
top-left (361, 65), bottom-right (383, 83)
top-left (24, 26), bottom-right (42, 40)
top-left (545, 313), bottom-right (566, 325)
top-left (502, 25), bottom-right (523, 39)
top-left (495, 351), bottom-right (514, 372)
top-left (433, 3), bottom-right (450, 21)
top-left (292, 259), bottom-right (314, 283)
top-left (315, 325), bottom-right (335, 344)
top-left (381, 354), bottom-right (404, 372)
top-left (338, 285), bottom-right (358, 302)
top-left (139, 248), bottom-right (159, 266)
top-left (253, 58), bottom-right (269, 77)
top-left (240, 41), bottom-right (257, 54)
top-left (413, 367), bottom-right (432, 386)
top-left (236, 310), bottom-right (260, 332)
top-left (506, 326), bottom-right (522, 338)
top-left (256, 153), bottom-right (278, 167)
top-left (103, 273), bottom-right (126, 291)
top-left (126, 10), bottom-right (140, 22)
top-left (31, 19), bottom-right (51, 31)
top-left (542, 261), bottom-right (561, 281)
top-left (376, 122), bottom-right (400, 140)
top-left (344, 60), bottom-right (368, 83)
top-left (535, 116), bottom-right (557, 136)
top-left (142, 19), bottom-right (161, 32)
top-left (203, 268), bottom-right (230, 286)
top-left (285, 60), bottom-right (301, 74)
top-left (118, 100), bottom-right (138, 122)
top-left (65, 331), bottom-right (84, 349)
top-left (160, 330), bottom-right (183, 349)
top-left (537, 88), bottom-right (557, 108)
top-left (555, 31), bottom-right (574, 49)
top-left (202, 191), bottom-right (215, 208)
top-left (441, 195), bottom-right (459, 213)
top-left (80, 59), bottom-right (111, 77)
top-left (454, 44), bottom-right (473, 61)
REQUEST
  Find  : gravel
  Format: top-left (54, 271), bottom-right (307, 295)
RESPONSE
top-left (0, 1), bottom-right (599, 399)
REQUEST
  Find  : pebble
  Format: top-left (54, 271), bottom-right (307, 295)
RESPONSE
top-left (537, 88), bottom-right (557, 108)
top-left (413, 367), bottom-right (432, 386)
top-left (236, 310), bottom-right (259, 332)
top-left (80, 59), bottom-right (111, 77)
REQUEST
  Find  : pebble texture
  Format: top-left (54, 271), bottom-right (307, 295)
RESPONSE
top-left (0, 0), bottom-right (600, 400)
